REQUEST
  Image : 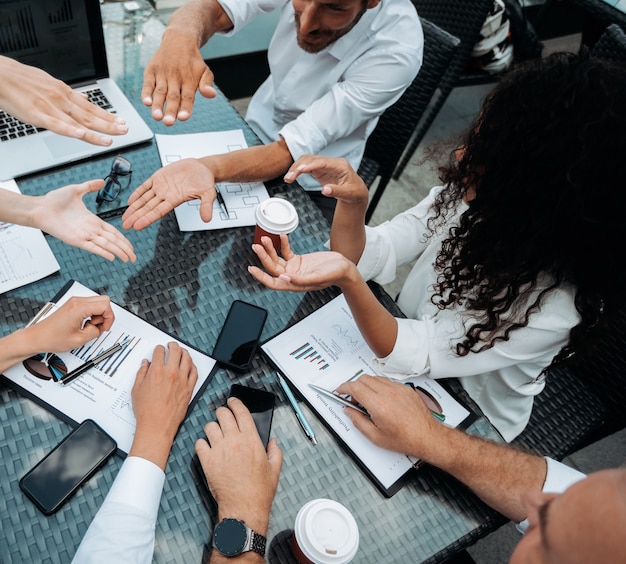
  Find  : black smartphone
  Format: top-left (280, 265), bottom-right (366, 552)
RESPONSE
top-left (19, 419), bottom-right (117, 516)
top-left (191, 385), bottom-right (276, 513)
top-left (212, 300), bottom-right (268, 372)
top-left (228, 383), bottom-right (276, 449)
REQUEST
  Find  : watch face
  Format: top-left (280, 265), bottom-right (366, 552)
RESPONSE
top-left (214, 518), bottom-right (247, 556)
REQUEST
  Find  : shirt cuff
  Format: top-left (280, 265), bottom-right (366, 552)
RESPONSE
top-left (516, 457), bottom-right (586, 533)
top-left (373, 318), bottom-right (429, 375)
top-left (105, 456), bottom-right (165, 519)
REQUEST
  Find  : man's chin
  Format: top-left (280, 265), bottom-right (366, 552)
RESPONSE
top-left (296, 35), bottom-right (328, 54)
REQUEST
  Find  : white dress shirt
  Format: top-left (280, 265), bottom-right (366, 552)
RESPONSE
top-left (357, 186), bottom-right (581, 441)
top-left (516, 457), bottom-right (586, 533)
top-left (217, 0), bottom-right (423, 190)
top-left (72, 457), bottom-right (164, 564)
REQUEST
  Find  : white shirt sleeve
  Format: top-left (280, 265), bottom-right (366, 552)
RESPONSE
top-left (71, 457), bottom-right (165, 564)
top-left (516, 457), bottom-right (586, 533)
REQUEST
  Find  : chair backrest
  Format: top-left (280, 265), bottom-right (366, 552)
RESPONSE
top-left (590, 23), bottom-right (626, 62)
top-left (393, 0), bottom-right (496, 180)
top-left (359, 18), bottom-right (460, 222)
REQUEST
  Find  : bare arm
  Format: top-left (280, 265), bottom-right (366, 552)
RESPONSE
top-left (340, 375), bottom-right (547, 521)
top-left (0, 56), bottom-right (127, 145)
top-left (284, 156), bottom-right (369, 263)
top-left (249, 235), bottom-right (399, 358)
top-left (122, 139), bottom-right (293, 231)
top-left (0, 296), bottom-right (114, 373)
top-left (0, 183), bottom-right (136, 262)
top-left (141, 0), bottom-right (234, 124)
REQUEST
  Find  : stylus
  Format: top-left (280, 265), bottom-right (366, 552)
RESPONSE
top-left (61, 338), bottom-right (130, 385)
top-left (215, 186), bottom-right (229, 216)
top-left (277, 373), bottom-right (318, 446)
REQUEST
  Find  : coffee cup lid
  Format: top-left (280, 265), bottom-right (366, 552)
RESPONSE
top-left (255, 197), bottom-right (299, 235)
top-left (294, 499), bottom-right (359, 563)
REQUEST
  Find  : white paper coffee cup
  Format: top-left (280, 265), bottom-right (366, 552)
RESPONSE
top-left (254, 197), bottom-right (299, 252)
top-left (291, 499), bottom-right (359, 564)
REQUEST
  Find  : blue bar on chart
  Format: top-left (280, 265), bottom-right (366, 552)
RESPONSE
top-left (289, 342), bottom-right (329, 370)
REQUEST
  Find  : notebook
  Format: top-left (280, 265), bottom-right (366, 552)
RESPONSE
top-left (0, 0), bottom-right (154, 181)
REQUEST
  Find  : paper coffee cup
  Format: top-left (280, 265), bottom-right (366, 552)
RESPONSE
top-left (254, 197), bottom-right (299, 252)
top-left (291, 499), bottom-right (359, 564)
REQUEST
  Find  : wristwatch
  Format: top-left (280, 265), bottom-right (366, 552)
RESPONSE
top-left (212, 518), bottom-right (267, 558)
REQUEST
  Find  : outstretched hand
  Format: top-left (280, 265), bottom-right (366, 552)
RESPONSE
top-left (284, 155), bottom-right (369, 207)
top-left (35, 180), bottom-right (136, 262)
top-left (141, 31), bottom-right (216, 126)
top-left (248, 234), bottom-right (354, 293)
top-left (122, 159), bottom-right (217, 231)
top-left (0, 56), bottom-right (128, 145)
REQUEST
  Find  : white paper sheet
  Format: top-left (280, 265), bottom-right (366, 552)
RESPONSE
top-left (155, 130), bottom-right (270, 231)
top-left (3, 281), bottom-right (216, 454)
top-left (0, 180), bottom-right (60, 294)
top-left (262, 294), bottom-right (471, 492)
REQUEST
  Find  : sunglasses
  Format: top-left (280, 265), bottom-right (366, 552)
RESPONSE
top-left (96, 155), bottom-right (132, 206)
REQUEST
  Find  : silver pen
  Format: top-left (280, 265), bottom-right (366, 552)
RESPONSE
top-left (277, 373), bottom-right (317, 445)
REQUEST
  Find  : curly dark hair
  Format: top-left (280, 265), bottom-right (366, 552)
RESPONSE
top-left (429, 52), bottom-right (626, 365)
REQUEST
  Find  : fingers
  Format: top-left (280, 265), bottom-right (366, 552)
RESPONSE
top-left (198, 188), bottom-right (216, 223)
top-left (198, 68), bottom-right (217, 100)
top-left (141, 69), bottom-right (156, 107)
top-left (132, 358), bottom-right (151, 392)
top-left (266, 438), bottom-right (284, 476)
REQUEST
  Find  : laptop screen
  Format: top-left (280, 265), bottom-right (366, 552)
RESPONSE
top-left (0, 0), bottom-right (109, 85)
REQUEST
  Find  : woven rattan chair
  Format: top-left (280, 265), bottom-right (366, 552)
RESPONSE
top-left (359, 18), bottom-right (460, 223)
top-left (590, 22), bottom-right (626, 61)
top-left (390, 0), bottom-right (495, 180)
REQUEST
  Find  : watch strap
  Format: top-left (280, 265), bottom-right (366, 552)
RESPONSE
top-left (249, 529), bottom-right (266, 557)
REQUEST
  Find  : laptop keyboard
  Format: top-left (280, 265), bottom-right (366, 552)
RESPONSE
top-left (0, 88), bottom-right (115, 142)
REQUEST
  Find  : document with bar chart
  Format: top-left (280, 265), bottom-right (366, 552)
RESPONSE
top-left (262, 294), bottom-right (472, 496)
top-left (2, 280), bottom-right (216, 454)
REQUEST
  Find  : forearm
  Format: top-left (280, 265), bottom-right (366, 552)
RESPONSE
top-left (199, 140), bottom-right (294, 184)
top-left (338, 266), bottom-right (398, 357)
top-left (0, 189), bottom-right (37, 226)
top-left (0, 327), bottom-right (44, 373)
top-left (330, 199), bottom-right (367, 264)
top-left (166, 0), bottom-right (234, 47)
top-left (414, 425), bottom-right (547, 521)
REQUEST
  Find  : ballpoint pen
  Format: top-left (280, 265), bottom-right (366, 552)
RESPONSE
top-left (215, 186), bottom-right (229, 217)
top-left (61, 338), bottom-right (130, 386)
top-left (308, 384), bottom-right (370, 416)
top-left (277, 373), bottom-right (317, 445)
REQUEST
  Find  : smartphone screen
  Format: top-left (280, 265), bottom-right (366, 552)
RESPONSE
top-left (19, 419), bottom-right (117, 515)
top-left (212, 300), bottom-right (268, 372)
top-left (229, 384), bottom-right (276, 449)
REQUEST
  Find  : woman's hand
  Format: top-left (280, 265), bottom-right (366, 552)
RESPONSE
top-left (35, 181), bottom-right (136, 262)
top-left (248, 234), bottom-right (356, 292)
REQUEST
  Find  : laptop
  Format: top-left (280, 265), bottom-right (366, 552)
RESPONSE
top-left (0, 0), bottom-right (154, 181)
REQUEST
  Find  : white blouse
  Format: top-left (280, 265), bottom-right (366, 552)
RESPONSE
top-left (358, 186), bottom-right (580, 441)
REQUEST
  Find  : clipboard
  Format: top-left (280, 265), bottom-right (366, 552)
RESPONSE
top-left (260, 294), bottom-right (475, 497)
top-left (1, 280), bottom-right (218, 455)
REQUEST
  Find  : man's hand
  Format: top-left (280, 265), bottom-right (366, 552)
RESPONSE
top-left (337, 375), bottom-right (446, 463)
top-left (284, 155), bottom-right (369, 208)
top-left (129, 343), bottom-right (199, 470)
top-left (0, 56), bottom-right (128, 145)
top-left (141, 30), bottom-right (216, 126)
top-left (248, 234), bottom-right (356, 292)
top-left (122, 159), bottom-right (217, 231)
top-left (195, 398), bottom-right (283, 534)
top-left (34, 180), bottom-right (136, 262)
